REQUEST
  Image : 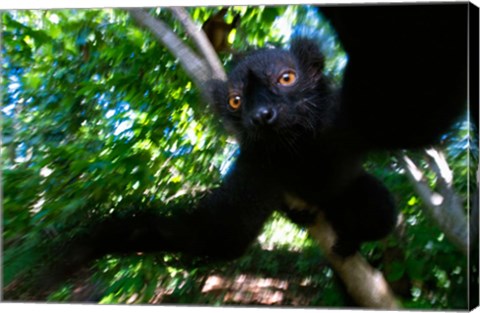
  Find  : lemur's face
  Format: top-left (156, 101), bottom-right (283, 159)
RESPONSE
top-left (211, 39), bottom-right (336, 148)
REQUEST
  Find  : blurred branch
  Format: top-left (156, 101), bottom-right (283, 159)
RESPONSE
top-left (397, 150), bottom-right (468, 255)
top-left (287, 195), bottom-right (399, 308)
top-left (127, 8), bottom-right (225, 102)
top-left (307, 212), bottom-right (400, 308)
top-left (169, 7), bottom-right (226, 81)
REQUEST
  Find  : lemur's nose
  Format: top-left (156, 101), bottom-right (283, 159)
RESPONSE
top-left (251, 107), bottom-right (278, 126)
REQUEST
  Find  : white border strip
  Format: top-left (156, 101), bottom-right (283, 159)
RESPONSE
top-left (0, 0), bottom-right (477, 10)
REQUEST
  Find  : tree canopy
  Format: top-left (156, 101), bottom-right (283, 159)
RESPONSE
top-left (1, 6), bottom-right (477, 308)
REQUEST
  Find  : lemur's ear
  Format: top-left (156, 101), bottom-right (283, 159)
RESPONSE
top-left (290, 37), bottom-right (325, 80)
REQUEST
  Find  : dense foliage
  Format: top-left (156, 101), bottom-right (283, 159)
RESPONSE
top-left (1, 6), bottom-right (475, 307)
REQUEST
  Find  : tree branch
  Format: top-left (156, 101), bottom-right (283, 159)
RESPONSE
top-left (126, 8), bottom-right (214, 101)
top-left (307, 213), bottom-right (400, 308)
top-left (169, 7), bottom-right (226, 81)
top-left (286, 195), bottom-right (400, 308)
top-left (397, 150), bottom-right (468, 255)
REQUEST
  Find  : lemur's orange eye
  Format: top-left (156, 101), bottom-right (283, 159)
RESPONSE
top-left (278, 71), bottom-right (297, 86)
top-left (228, 95), bottom-right (242, 111)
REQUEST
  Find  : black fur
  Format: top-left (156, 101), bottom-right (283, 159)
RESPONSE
top-left (48, 4), bottom-right (467, 284)
top-left (210, 37), bottom-right (397, 256)
top-left (320, 4), bottom-right (467, 149)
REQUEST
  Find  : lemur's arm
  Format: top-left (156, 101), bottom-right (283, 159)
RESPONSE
top-left (41, 155), bottom-right (281, 289)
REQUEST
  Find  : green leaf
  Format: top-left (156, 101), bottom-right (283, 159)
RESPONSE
top-left (387, 261), bottom-right (406, 282)
top-left (407, 258), bottom-right (427, 280)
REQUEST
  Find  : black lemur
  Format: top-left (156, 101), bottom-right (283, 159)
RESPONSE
top-left (51, 4), bottom-right (468, 280)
